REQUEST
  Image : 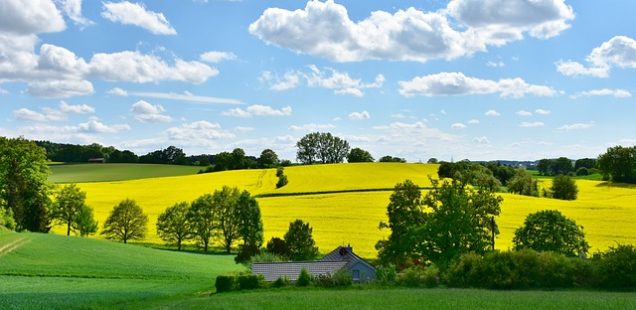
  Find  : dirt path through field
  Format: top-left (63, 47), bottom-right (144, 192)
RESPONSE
top-left (0, 236), bottom-right (30, 257)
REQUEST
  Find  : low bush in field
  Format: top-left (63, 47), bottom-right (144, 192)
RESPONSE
top-left (272, 276), bottom-right (291, 288)
top-left (215, 275), bottom-right (235, 293)
top-left (215, 273), bottom-right (265, 293)
top-left (593, 244), bottom-right (636, 290)
top-left (376, 264), bottom-right (397, 285)
top-left (313, 270), bottom-right (353, 288)
top-left (397, 266), bottom-right (440, 288)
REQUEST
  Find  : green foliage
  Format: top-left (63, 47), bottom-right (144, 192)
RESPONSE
top-left (347, 148), bottom-right (374, 163)
top-left (187, 194), bottom-right (216, 252)
top-left (236, 190), bottom-right (264, 250)
top-left (575, 158), bottom-right (597, 170)
top-left (235, 244), bottom-right (260, 264)
top-left (576, 167), bottom-right (590, 176)
top-left (51, 184), bottom-right (87, 236)
top-left (284, 220), bottom-right (319, 261)
top-left (276, 167), bottom-right (285, 177)
top-left (378, 156), bottom-right (406, 163)
top-left (551, 175), bottom-right (578, 200)
top-left (276, 174), bottom-right (288, 188)
top-left (313, 270), bottom-right (353, 288)
top-left (238, 274), bottom-right (264, 290)
top-left (156, 202), bottom-right (192, 251)
top-left (513, 210), bottom-right (589, 257)
top-left (139, 146), bottom-right (187, 165)
top-left (0, 207), bottom-right (16, 230)
top-left (593, 244), bottom-right (636, 289)
top-left (376, 264), bottom-right (397, 285)
top-left (266, 237), bottom-right (289, 258)
top-left (213, 186), bottom-right (242, 253)
top-left (215, 275), bottom-right (236, 293)
top-left (296, 268), bottom-right (312, 287)
top-left (101, 199), bottom-right (148, 244)
top-left (272, 276), bottom-right (291, 288)
top-left (537, 158), bottom-right (574, 176)
top-left (446, 250), bottom-right (591, 289)
top-left (249, 252), bottom-right (284, 264)
top-left (296, 132), bottom-right (350, 164)
top-left (73, 205), bottom-right (98, 237)
top-left (507, 169), bottom-right (539, 196)
top-left (597, 146), bottom-right (636, 183)
top-left (437, 161), bottom-right (501, 191)
top-left (258, 149), bottom-right (279, 168)
top-left (0, 137), bottom-right (51, 232)
top-left (397, 266), bottom-right (440, 288)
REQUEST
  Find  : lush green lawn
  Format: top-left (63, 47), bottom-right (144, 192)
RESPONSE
top-left (144, 288), bottom-right (636, 310)
top-left (49, 163), bottom-right (202, 183)
top-left (0, 232), bottom-right (243, 309)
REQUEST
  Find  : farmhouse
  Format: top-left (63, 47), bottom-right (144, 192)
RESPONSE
top-left (252, 245), bottom-right (376, 283)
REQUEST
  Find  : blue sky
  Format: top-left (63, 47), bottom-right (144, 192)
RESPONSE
top-left (1, 0), bottom-right (635, 161)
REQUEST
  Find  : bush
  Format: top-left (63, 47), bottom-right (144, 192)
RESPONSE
top-left (513, 210), bottom-right (589, 257)
top-left (376, 264), bottom-right (397, 285)
top-left (235, 244), bottom-right (260, 264)
top-left (397, 266), bottom-right (440, 288)
top-left (249, 252), bottom-right (284, 264)
top-left (276, 167), bottom-right (284, 177)
top-left (276, 174), bottom-right (288, 188)
top-left (507, 170), bottom-right (539, 196)
top-left (444, 252), bottom-right (483, 287)
top-left (576, 167), bottom-right (590, 176)
top-left (594, 244), bottom-right (636, 290)
top-left (272, 276), bottom-right (291, 288)
top-left (314, 270), bottom-right (353, 288)
top-left (215, 275), bottom-right (236, 293)
top-left (0, 208), bottom-right (16, 230)
top-left (238, 274), bottom-right (263, 290)
top-left (296, 268), bottom-right (312, 287)
top-left (551, 175), bottom-right (578, 200)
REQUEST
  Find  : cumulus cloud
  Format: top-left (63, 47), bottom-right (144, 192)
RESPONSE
top-left (60, 0), bottom-right (94, 26)
top-left (484, 110), bottom-right (500, 117)
top-left (101, 1), bottom-right (176, 35)
top-left (131, 100), bottom-right (172, 123)
top-left (451, 123), bottom-right (466, 129)
top-left (535, 109), bottom-right (551, 115)
top-left (557, 122), bottom-right (595, 131)
top-left (260, 71), bottom-right (301, 91)
top-left (14, 108), bottom-right (62, 122)
top-left (200, 51), bottom-right (237, 63)
top-left (249, 0), bottom-right (574, 63)
top-left (223, 105), bottom-right (292, 117)
top-left (516, 110), bottom-right (533, 116)
top-left (399, 72), bottom-right (556, 98)
top-left (59, 101), bottom-right (94, 114)
top-left (166, 121), bottom-right (234, 142)
top-left (26, 79), bottom-right (94, 98)
top-left (467, 119), bottom-right (480, 124)
top-left (0, 0), bottom-right (65, 35)
top-left (14, 101), bottom-right (95, 122)
top-left (108, 87), bottom-right (128, 96)
top-left (289, 123), bottom-right (336, 131)
top-left (557, 36), bottom-right (636, 77)
top-left (573, 88), bottom-right (631, 99)
top-left (304, 65), bottom-right (384, 97)
top-left (520, 121), bottom-right (544, 128)
top-left (348, 111), bottom-right (370, 120)
top-left (78, 117), bottom-right (130, 133)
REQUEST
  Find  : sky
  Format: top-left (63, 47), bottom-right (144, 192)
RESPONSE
top-left (1, 0), bottom-right (635, 162)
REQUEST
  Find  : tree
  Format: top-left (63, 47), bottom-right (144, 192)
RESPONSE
top-left (376, 180), bottom-right (425, 265)
top-left (235, 190), bottom-right (264, 262)
top-left (552, 157), bottom-right (573, 175)
top-left (513, 210), bottom-right (589, 257)
top-left (296, 132), bottom-right (350, 164)
top-left (507, 170), bottom-right (539, 197)
top-left (51, 184), bottom-right (86, 236)
top-left (347, 148), bottom-right (374, 163)
top-left (536, 159), bottom-right (552, 176)
top-left (231, 148), bottom-right (246, 170)
top-left (413, 179), bottom-right (503, 267)
top-left (284, 220), bottom-right (319, 261)
top-left (0, 137), bottom-right (50, 232)
top-left (379, 156), bottom-right (406, 163)
top-left (188, 194), bottom-right (217, 252)
top-left (427, 158), bottom-right (438, 164)
top-left (266, 237), bottom-right (289, 258)
top-left (258, 149), bottom-right (279, 167)
top-left (597, 146), bottom-right (636, 183)
top-left (157, 202), bottom-right (192, 251)
top-left (551, 175), bottom-right (578, 200)
top-left (213, 186), bottom-right (241, 253)
top-left (73, 205), bottom-right (98, 237)
top-left (101, 199), bottom-right (148, 244)
top-left (575, 158), bottom-right (597, 170)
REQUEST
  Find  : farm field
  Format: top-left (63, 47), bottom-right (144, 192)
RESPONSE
top-left (49, 163), bottom-right (203, 183)
top-left (0, 231), bottom-right (243, 309)
top-left (50, 163), bottom-right (636, 258)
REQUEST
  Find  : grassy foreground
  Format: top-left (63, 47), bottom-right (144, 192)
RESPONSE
top-left (0, 232), bottom-right (243, 309)
top-left (49, 163), bottom-right (202, 183)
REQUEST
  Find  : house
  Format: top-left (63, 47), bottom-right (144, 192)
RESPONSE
top-left (251, 245), bottom-right (376, 283)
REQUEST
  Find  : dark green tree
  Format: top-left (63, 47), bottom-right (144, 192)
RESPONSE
top-left (213, 186), bottom-right (241, 253)
top-left (101, 199), bottom-right (148, 244)
top-left (0, 137), bottom-right (50, 232)
top-left (347, 148), bottom-right (374, 163)
top-left (597, 146), bottom-right (636, 183)
top-left (284, 220), bottom-right (319, 261)
top-left (231, 148), bottom-right (246, 170)
top-left (378, 156), bottom-right (406, 163)
top-left (376, 180), bottom-right (424, 265)
top-left (73, 205), bottom-right (98, 237)
top-left (552, 157), bottom-right (573, 175)
top-left (507, 169), bottom-right (539, 197)
top-left (157, 202), bottom-right (192, 251)
top-left (235, 190), bottom-right (264, 262)
top-left (513, 210), bottom-right (589, 257)
top-left (536, 159), bottom-right (552, 176)
top-left (258, 149), bottom-right (279, 167)
top-left (188, 194), bottom-right (217, 252)
top-left (575, 158), bottom-right (597, 170)
top-left (266, 237), bottom-right (289, 258)
top-left (551, 175), bottom-right (578, 200)
top-left (51, 184), bottom-right (86, 236)
top-left (296, 132), bottom-right (350, 164)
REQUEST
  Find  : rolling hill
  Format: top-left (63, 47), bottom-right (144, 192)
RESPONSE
top-left (48, 163), bottom-right (202, 183)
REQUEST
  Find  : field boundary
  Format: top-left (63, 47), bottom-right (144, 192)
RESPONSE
top-left (255, 187), bottom-right (434, 198)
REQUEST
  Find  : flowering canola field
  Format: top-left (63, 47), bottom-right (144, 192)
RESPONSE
top-left (55, 163), bottom-right (636, 258)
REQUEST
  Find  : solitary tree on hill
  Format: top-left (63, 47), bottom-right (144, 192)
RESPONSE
top-left (101, 199), bottom-right (148, 244)
top-left (51, 184), bottom-right (87, 236)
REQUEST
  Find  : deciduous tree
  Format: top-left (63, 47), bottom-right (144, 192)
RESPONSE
top-left (347, 148), bottom-right (374, 163)
top-left (73, 205), bottom-right (98, 237)
top-left (51, 184), bottom-right (86, 236)
top-left (513, 210), bottom-right (589, 257)
top-left (157, 202), bottom-right (192, 251)
top-left (284, 220), bottom-right (319, 261)
top-left (101, 199), bottom-right (148, 244)
top-left (188, 194), bottom-right (217, 252)
top-left (551, 175), bottom-right (578, 200)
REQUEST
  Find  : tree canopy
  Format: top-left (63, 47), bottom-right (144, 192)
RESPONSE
top-left (513, 210), bottom-right (589, 257)
top-left (597, 146), bottom-right (636, 183)
top-left (157, 201), bottom-right (192, 251)
top-left (296, 132), bottom-right (350, 164)
top-left (51, 184), bottom-right (88, 236)
top-left (284, 219), bottom-right (319, 261)
top-left (101, 199), bottom-right (148, 243)
top-left (551, 175), bottom-right (578, 200)
top-left (347, 148), bottom-right (374, 163)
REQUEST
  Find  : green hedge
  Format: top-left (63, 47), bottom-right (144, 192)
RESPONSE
top-left (215, 273), bottom-right (265, 293)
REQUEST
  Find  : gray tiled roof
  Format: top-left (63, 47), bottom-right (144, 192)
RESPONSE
top-left (252, 261), bottom-right (348, 282)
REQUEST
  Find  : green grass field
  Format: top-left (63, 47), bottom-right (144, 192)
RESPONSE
top-left (0, 231), bottom-right (243, 309)
top-left (49, 163), bottom-right (202, 183)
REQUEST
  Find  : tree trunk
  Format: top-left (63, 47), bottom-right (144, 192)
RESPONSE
top-left (204, 240), bottom-right (208, 252)
top-left (177, 239), bottom-right (182, 251)
top-left (67, 222), bottom-right (71, 236)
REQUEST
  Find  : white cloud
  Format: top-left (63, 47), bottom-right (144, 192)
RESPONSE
top-left (59, 101), bottom-right (94, 114)
top-left (467, 119), bottom-right (480, 124)
top-left (520, 121), bottom-right (544, 128)
top-left (399, 72), bottom-right (556, 98)
top-left (557, 122), bottom-right (595, 131)
top-left (516, 110), bottom-right (533, 116)
top-left (234, 126), bottom-right (255, 133)
top-left (260, 71), bottom-right (300, 91)
top-left (484, 110), bottom-right (500, 117)
top-left (557, 36), bottom-right (636, 77)
top-left (486, 60), bottom-right (505, 68)
top-left (14, 108), bottom-right (60, 122)
top-left (109, 89), bottom-right (242, 105)
top-left (249, 0), bottom-right (573, 63)
top-left (289, 123), bottom-right (336, 131)
top-left (304, 65), bottom-right (383, 97)
top-left (166, 121), bottom-right (234, 142)
top-left (78, 117), bottom-right (130, 133)
top-left (108, 87), bottom-right (128, 96)
top-left (348, 111), bottom-right (370, 120)
top-left (223, 105), bottom-right (292, 117)
top-left (131, 100), bottom-right (172, 123)
top-left (574, 88), bottom-right (631, 99)
top-left (101, 1), bottom-right (176, 35)
top-left (89, 51), bottom-right (218, 84)
top-left (26, 79), bottom-right (94, 98)
top-left (535, 109), bottom-right (551, 115)
top-left (473, 136), bottom-right (490, 144)
top-left (200, 51), bottom-right (237, 63)
top-left (0, 0), bottom-right (66, 35)
top-left (451, 123), bottom-right (466, 129)
top-left (60, 0), bottom-right (94, 26)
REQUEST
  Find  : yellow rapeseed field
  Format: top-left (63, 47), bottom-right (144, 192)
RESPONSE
top-left (55, 163), bottom-right (636, 258)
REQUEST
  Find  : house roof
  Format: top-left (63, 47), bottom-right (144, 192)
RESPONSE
top-left (252, 260), bottom-right (348, 282)
top-left (321, 245), bottom-right (376, 271)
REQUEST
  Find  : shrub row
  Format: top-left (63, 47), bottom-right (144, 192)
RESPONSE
top-left (215, 273), bottom-right (265, 293)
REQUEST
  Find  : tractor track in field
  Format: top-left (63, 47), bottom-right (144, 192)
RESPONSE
top-left (0, 237), bottom-right (30, 257)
